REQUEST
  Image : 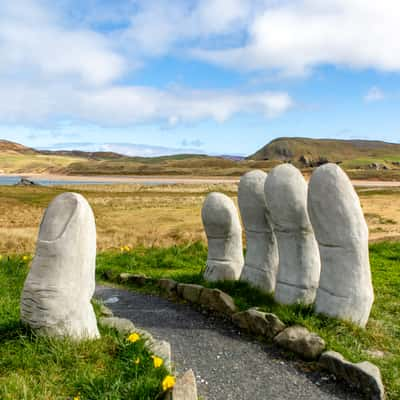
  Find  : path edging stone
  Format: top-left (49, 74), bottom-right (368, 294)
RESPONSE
top-left (119, 273), bottom-right (150, 286)
top-left (274, 325), bottom-right (326, 361)
top-left (106, 272), bottom-right (384, 399)
top-left (97, 311), bottom-right (197, 399)
top-left (320, 351), bottom-right (385, 400)
top-left (165, 369), bottom-right (198, 400)
top-left (232, 308), bottom-right (286, 338)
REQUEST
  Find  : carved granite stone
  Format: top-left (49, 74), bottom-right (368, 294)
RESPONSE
top-left (265, 164), bottom-right (320, 305)
top-left (202, 192), bottom-right (244, 281)
top-left (308, 163), bottom-right (374, 327)
top-left (238, 170), bottom-right (279, 292)
top-left (21, 192), bottom-right (100, 339)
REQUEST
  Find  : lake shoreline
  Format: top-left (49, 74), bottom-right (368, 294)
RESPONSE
top-left (0, 173), bottom-right (239, 185)
top-left (0, 172), bottom-right (399, 187)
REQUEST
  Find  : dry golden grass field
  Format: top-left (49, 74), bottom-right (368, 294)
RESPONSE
top-left (0, 183), bottom-right (399, 254)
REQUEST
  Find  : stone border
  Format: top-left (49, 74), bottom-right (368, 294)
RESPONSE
top-left (103, 272), bottom-right (385, 400)
top-left (95, 300), bottom-right (198, 400)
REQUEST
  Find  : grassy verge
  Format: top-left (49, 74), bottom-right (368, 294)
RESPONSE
top-left (0, 256), bottom-right (172, 400)
top-left (97, 241), bottom-right (400, 399)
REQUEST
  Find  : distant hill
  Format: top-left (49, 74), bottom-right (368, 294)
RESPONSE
top-left (249, 137), bottom-right (400, 167)
top-left (39, 149), bottom-right (125, 160)
top-left (0, 139), bottom-right (126, 160)
top-left (0, 140), bottom-right (37, 155)
top-left (1, 138), bottom-right (400, 179)
top-left (0, 139), bottom-right (261, 176)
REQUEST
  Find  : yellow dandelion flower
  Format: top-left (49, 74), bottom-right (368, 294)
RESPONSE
top-left (120, 247), bottom-right (125, 252)
top-left (23, 255), bottom-right (29, 261)
top-left (124, 245), bottom-right (131, 252)
top-left (162, 375), bottom-right (176, 391)
top-left (0, 255), bottom-right (3, 260)
top-left (151, 355), bottom-right (163, 368)
top-left (73, 396), bottom-right (80, 400)
top-left (127, 332), bottom-right (140, 343)
top-left (134, 357), bottom-right (140, 365)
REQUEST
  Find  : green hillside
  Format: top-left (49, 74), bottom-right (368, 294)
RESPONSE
top-left (0, 139), bottom-right (276, 176)
top-left (249, 137), bottom-right (400, 169)
top-left (61, 156), bottom-right (276, 176)
top-left (1, 138), bottom-right (400, 179)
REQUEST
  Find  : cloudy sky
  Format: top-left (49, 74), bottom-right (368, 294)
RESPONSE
top-left (1, 0), bottom-right (400, 156)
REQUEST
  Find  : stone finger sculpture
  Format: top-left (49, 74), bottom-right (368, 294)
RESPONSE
top-left (21, 192), bottom-right (100, 339)
top-left (238, 170), bottom-right (279, 292)
top-left (308, 163), bottom-right (374, 327)
top-left (202, 192), bottom-right (244, 281)
top-left (265, 164), bottom-right (320, 305)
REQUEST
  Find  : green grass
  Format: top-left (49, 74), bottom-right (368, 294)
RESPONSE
top-left (250, 137), bottom-right (400, 163)
top-left (97, 241), bottom-right (400, 399)
top-left (0, 152), bottom-right (83, 173)
top-left (0, 256), bottom-right (171, 400)
top-left (97, 242), bottom-right (207, 283)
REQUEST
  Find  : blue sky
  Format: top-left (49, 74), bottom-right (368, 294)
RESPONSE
top-left (1, 0), bottom-right (400, 156)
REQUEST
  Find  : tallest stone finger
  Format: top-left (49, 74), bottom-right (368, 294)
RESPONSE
top-left (265, 164), bottom-right (321, 305)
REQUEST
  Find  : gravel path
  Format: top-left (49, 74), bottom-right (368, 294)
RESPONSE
top-left (95, 285), bottom-right (361, 400)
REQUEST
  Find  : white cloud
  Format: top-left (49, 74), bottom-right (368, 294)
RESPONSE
top-left (120, 0), bottom-right (251, 57)
top-left (191, 0), bottom-right (400, 76)
top-left (0, 82), bottom-right (292, 125)
top-left (0, 0), bottom-right (125, 86)
top-left (181, 139), bottom-right (204, 148)
top-left (0, 0), bottom-right (292, 128)
top-left (364, 87), bottom-right (385, 103)
top-left (4, 0), bottom-right (400, 90)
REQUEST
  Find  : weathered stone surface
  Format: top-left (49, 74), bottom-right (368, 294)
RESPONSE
top-left (177, 283), bottom-right (203, 303)
top-left (20, 192), bottom-right (99, 340)
top-left (320, 351), bottom-right (384, 400)
top-left (364, 349), bottom-right (386, 359)
top-left (99, 304), bottom-right (114, 317)
top-left (16, 177), bottom-right (38, 186)
top-left (172, 369), bottom-right (198, 400)
top-left (265, 164), bottom-right (320, 305)
top-left (202, 192), bottom-right (244, 281)
top-left (198, 287), bottom-right (237, 315)
top-left (238, 170), bottom-right (279, 293)
top-left (135, 327), bottom-right (155, 343)
top-left (274, 326), bottom-right (325, 360)
top-left (119, 273), bottom-right (149, 286)
top-left (99, 316), bottom-right (136, 334)
top-left (157, 278), bottom-right (178, 296)
top-left (151, 339), bottom-right (172, 368)
top-left (103, 296), bottom-right (119, 304)
top-left (119, 272), bottom-right (134, 282)
top-left (103, 269), bottom-right (118, 281)
top-left (232, 309), bottom-right (285, 338)
top-left (308, 164), bottom-right (374, 327)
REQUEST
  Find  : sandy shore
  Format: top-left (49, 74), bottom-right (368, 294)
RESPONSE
top-left (351, 179), bottom-right (400, 187)
top-left (0, 173), bottom-right (238, 184)
top-left (1, 173), bottom-right (399, 187)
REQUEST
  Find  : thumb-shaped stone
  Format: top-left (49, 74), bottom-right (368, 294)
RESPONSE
top-left (202, 192), bottom-right (244, 281)
top-left (20, 192), bottom-right (100, 339)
